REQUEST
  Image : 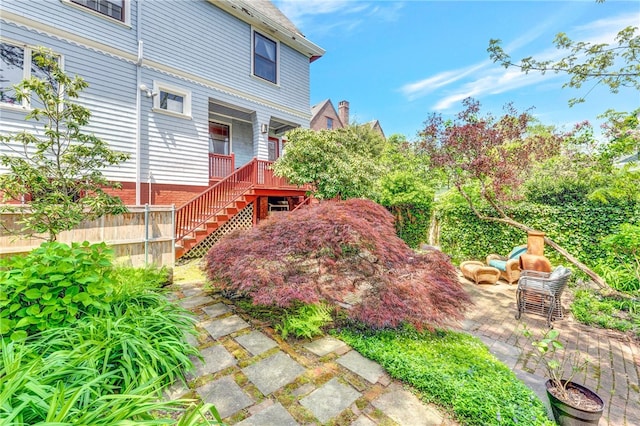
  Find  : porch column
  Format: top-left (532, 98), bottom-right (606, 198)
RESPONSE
top-left (252, 112), bottom-right (270, 160)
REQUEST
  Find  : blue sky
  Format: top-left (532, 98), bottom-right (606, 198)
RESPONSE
top-left (274, 0), bottom-right (640, 140)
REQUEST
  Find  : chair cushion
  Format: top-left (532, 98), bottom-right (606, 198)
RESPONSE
top-left (489, 259), bottom-right (507, 271)
top-left (549, 266), bottom-right (568, 279)
top-left (508, 246), bottom-right (527, 260)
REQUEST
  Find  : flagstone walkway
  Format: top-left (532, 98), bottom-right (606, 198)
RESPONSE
top-left (166, 281), bottom-right (458, 425)
top-left (167, 276), bottom-right (639, 425)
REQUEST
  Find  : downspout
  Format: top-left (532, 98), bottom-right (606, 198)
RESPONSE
top-left (135, 0), bottom-right (143, 205)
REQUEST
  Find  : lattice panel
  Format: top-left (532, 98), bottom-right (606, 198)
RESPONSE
top-left (182, 203), bottom-right (254, 259)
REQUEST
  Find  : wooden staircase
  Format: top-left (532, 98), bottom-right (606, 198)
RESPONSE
top-left (175, 160), bottom-right (258, 259)
top-left (174, 158), bottom-right (311, 259)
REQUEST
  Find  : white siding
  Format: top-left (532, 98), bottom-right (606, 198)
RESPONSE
top-left (2, 0), bottom-right (318, 189)
top-left (0, 22), bottom-right (138, 182)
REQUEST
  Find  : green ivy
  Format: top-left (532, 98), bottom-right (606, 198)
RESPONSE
top-left (436, 200), bottom-right (640, 274)
top-left (0, 241), bottom-right (115, 341)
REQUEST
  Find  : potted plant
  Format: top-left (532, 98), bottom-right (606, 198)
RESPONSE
top-left (523, 327), bottom-right (604, 425)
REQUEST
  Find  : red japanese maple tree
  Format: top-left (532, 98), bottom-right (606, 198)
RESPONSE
top-left (204, 198), bottom-right (471, 330)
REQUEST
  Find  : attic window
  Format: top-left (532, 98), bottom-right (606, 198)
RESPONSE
top-left (253, 32), bottom-right (278, 84)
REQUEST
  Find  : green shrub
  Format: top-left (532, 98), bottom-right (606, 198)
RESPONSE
top-left (111, 264), bottom-right (172, 301)
top-left (436, 195), bottom-right (639, 270)
top-left (337, 326), bottom-right (554, 426)
top-left (0, 241), bottom-right (115, 341)
top-left (0, 291), bottom-right (203, 424)
top-left (0, 341), bottom-right (220, 425)
top-left (275, 303), bottom-right (333, 339)
top-left (570, 290), bottom-right (639, 338)
top-left (598, 223), bottom-right (640, 292)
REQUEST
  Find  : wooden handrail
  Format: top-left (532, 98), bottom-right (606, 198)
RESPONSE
top-left (175, 159), bottom-right (256, 242)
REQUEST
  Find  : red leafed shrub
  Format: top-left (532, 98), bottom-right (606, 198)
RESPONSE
top-left (204, 198), bottom-right (472, 330)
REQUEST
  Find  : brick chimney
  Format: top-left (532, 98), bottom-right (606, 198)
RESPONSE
top-left (338, 100), bottom-right (349, 127)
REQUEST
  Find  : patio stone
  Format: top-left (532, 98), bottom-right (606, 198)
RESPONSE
top-left (195, 375), bottom-right (253, 419)
top-left (202, 302), bottom-right (231, 318)
top-left (183, 331), bottom-right (198, 348)
top-left (235, 330), bottom-right (278, 356)
top-left (163, 379), bottom-right (190, 400)
top-left (303, 336), bottom-right (348, 357)
top-left (299, 378), bottom-right (361, 424)
top-left (337, 350), bottom-right (385, 384)
top-left (182, 287), bottom-right (204, 298)
top-left (371, 385), bottom-right (443, 425)
top-left (351, 416), bottom-right (376, 426)
top-left (187, 344), bottom-right (237, 379)
top-left (180, 294), bottom-right (215, 309)
top-left (235, 402), bottom-right (298, 426)
top-left (203, 315), bottom-right (249, 339)
top-left (242, 352), bottom-right (305, 396)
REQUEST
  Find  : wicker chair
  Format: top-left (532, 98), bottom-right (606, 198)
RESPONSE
top-left (486, 245), bottom-right (527, 284)
top-left (515, 266), bottom-right (572, 328)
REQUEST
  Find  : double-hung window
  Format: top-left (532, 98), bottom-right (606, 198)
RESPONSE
top-left (0, 42), bottom-right (55, 108)
top-left (70, 0), bottom-right (125, 22)
top-left (253, 32), bottom-right (278, 84)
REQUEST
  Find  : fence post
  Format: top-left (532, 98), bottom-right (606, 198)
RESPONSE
top-left (144, 203), bottom-right (149, 265)
top-left (171, 204), bottom-right (176, 262)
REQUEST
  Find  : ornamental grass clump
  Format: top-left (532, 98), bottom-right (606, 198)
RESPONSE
top-left (204, 198), bottom-right (472, 330)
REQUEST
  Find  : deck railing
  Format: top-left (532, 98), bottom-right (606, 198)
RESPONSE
top-left (176, 159), bottom-right (255, 242)
top-left (175, 158), bottom-right (310, 245)
top-left (209, 153), bottom-right (235, 179)
top-left (255, 159), bottom-right (300, 188)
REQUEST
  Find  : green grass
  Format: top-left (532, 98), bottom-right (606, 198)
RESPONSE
top-left (336, 325), bottom-right (555, 426)
top-left (571, 289), bottom-right (640, 339)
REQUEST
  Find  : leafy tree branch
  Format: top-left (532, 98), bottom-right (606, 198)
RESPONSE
top-left (0, 48), bottom-right (129, 241)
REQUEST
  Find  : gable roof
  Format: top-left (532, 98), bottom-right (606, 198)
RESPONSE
top-left (212, 0), bottom-right (325, 61)
top-left (311, 99), bottom-right (335, 119)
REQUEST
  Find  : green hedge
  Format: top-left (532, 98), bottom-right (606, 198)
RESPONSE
top-left (436, 201), bottom-right (640, 268)
top-left (387, 205), bottom-right (432, 249)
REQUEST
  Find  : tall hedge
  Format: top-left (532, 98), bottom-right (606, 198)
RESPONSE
top-left (436, 201), bottom-right (640, 268)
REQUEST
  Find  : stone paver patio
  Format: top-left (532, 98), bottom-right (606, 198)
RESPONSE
top-left (168, 274), bottom-right (638, 425)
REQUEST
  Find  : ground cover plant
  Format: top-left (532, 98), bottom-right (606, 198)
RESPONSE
top-left (337, 326), bottom-right (554, 426)
top-left (204, 198), bottom-right (472, 331)
top-left (0, 242), bottom-right (219, 424)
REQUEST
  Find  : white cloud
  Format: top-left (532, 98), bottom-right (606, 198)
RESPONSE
top-left (273, 0), bottom-right (403, 33)
top-left (401, 8), bottom-right (637, 112)
top-left (400, 62), bottom-right (489, 101)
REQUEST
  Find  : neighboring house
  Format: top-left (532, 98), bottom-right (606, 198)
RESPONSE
top-left (0, 0), bottom-right (324, 258)
top-left (310, 99), bottom-right (349, 130)
top-left (310, 99), bottom-right (385, 139)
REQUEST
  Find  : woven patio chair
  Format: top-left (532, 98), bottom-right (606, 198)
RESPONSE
top-left (515, 266), bottom-right (572, 328)
top-left (486, 245), bottom-right (527, 284)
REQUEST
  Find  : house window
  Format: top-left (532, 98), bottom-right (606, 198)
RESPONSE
top-left (209, 122), bottom-right (230, 155)
top-left (0, 42), bottom-right (57, 108)
top-left (268, 137), bottom-right (279, 161)
top-left (152, 82), bottom-right (191, 118)
top-left (327, 117), bottom-right (333, 129)
top-left (71, 0), bottom-right (124, 22)
top-left (253, 32), bottom-right (277, 84)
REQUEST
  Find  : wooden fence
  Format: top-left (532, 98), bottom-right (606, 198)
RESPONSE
top-left (0, 205), bottom-right (175, 268)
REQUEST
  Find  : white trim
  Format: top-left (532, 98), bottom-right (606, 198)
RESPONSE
top-left (251, 29), bottom-right (280, 86)
top-left (60, 0), bottom-right (132, 27)
top-left (151, 81), bottom-right (192, 119)
top-left (0, 39), bottom-right (64, 110)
